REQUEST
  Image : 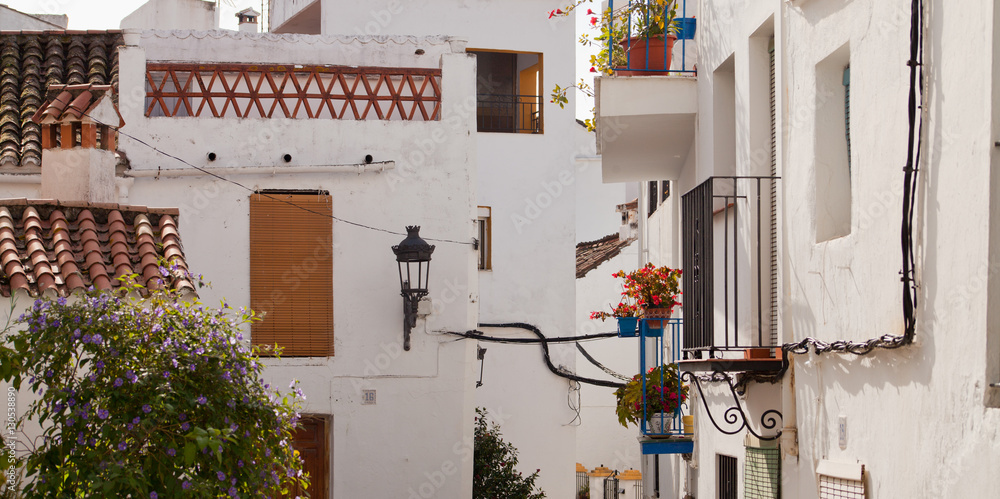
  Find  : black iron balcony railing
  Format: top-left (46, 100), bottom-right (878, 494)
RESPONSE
top-left (681, 177), bottom-right (780, 361)
top-left (476, 94), bottom-right (542, 133)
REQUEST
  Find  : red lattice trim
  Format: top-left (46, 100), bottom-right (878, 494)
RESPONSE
top-left (145, 63), bottom-right (442, 121)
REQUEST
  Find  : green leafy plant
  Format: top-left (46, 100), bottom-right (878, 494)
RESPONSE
top-left (577, 483), bottom-right (590, 499)
top-left (473, 408), bottom-right (545, 499)
top-left (549, 0), bottom-right (680, 131)
top-left (614, 363), bottom-right (688, 428)
top-left (0, 269), bottom-right (307, 498)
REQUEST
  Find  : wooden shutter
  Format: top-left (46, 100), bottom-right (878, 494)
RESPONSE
top-left (250, 192), bottom-right (334, 357)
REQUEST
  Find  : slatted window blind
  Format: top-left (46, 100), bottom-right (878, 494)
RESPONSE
top-left (745, 445), bottom-right (780, 499)
top-left (250, 192), bottom-right (334, 357)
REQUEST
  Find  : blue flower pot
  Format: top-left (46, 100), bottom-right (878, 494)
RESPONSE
top-left (676, 17), bottom-right (697, 40)
top-left (617, 317), bottom-right (639, 338)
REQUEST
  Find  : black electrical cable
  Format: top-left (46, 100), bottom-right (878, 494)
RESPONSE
top-left (74, 110), bottom-right (474, 246)
top-left (445, 329), bottom-right (619, 343)
top-left (477, 323), bottom-right (625, 388)
top-left (782, 0), bottom-right (922, 357)
top-left (575, 342), bottom-right (631, 381)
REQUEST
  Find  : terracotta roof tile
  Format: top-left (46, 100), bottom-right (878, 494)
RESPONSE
top-left (31, 84), bottom-right (122, 127)
top-left (576, 233), bottom-right (636, 279)
top-left (0, 32), bottom-right (124, 168)
top-left (0, 200), bottom-right (193, 297)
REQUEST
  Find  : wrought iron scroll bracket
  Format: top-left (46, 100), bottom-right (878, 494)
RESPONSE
top-left (680, 371), bottom-right (782, 441)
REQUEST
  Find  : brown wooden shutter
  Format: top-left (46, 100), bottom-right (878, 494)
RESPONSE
top-left (250, 192), bottom-right (334, 356)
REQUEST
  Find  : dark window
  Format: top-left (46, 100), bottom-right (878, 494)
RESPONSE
top-left (648, 180), bottom-right (659, 217)
top-left (477, 206), bottom-right (492, 270)
top-left (471, 50), bottom-right (543, 133)
top-left (718, 454), bottom-right (738, 499)
top-left (661, 180), bottom-right (670, 203)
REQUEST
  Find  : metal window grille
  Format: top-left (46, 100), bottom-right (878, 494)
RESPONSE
top-left (819, 475), bottom-right (865, 499)
top-left (603, 473), bottom-right (620, 499)
top-left (768, 37), bottom-right (778, 347)
top-left (843, 66), bottom-right (851, 173)
top-left (745, 446), bottom-right (780, 499)
top-left (475, 94), bottom-right (542, 133)
top-left (633, 480), bottom-right (643, 498)
top-left (576, 470), bottom-right (589, 498)
top-left (648, 180), bottom-right (660, 217)
top-left (718, 454), bottom-right (738, 499)
top-left (661, 180), bottom-right (671, 202)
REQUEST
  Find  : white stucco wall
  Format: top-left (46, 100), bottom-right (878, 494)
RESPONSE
top-left (574, 244), bottom-right (641, 474)
top-left (108, 32), bottom-right (480, 499)
top-left (120, 0), bottom-right (218, 31)
top-left (301, 2), bottom-right (585, 497)
top-left (619, 0), bottom-right (1000, 498)
top-left (0, 5), bottom-right (66, 30)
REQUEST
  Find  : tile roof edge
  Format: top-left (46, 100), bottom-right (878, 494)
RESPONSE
top-left (0, 199), bottom-right (180, 216)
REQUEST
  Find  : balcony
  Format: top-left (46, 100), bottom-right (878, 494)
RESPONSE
top-left (476, 94), bottom-right (542, 134)
top-left (596, 0), bottom-right (697, 183)
top-left (679, 177), bottom-right (782, 373)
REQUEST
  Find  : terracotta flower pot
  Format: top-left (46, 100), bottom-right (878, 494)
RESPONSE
top-left (616, 34), bottom-right (677, 76)
top-left (643, 306), bottom-right (672, 329)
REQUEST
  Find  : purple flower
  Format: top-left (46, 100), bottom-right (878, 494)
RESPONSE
top-left (113, 378), bottom-right (123, 387)
top-left (126, 370), bottom-right (138, 383)
top-left (97, 409), bottom-right (109, 420)
top-left (167, 448), bottom-right (176, 456)
top-left (196, 395), bottom-right (207, 405)
top-left (150, 492), bottom-right (158, 499)
top-left (179, 413), bottom-right (186, 421)
top-left (142, 405), bottom-right (152, 413)
top-left (132, 416), bottom-right (141, 424)
top-left (182, 481), bottom-right (191, 490)
top-left (228, 486), bottom-right (237, 497)
top-left (217, 471), bottom-right (225, 481)
top-left (180, 422), bottom-right (190, 431)
top-left (118, 441), bottom-right (127, 450)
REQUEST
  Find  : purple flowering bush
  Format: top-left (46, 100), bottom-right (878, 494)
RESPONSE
top-left (0, 274), bottom-right (307, 498)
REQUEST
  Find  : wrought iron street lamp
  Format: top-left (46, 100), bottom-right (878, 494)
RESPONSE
top-left (392, 226), bottom-right (435, 351)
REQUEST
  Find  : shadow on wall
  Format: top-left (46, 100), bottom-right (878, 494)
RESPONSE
top-left (796, 0), bottom-right (853, 26)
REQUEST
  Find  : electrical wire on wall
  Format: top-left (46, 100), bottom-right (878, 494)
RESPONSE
top-left (781, 0), bottom-right (924, 358)
top-left (76, 110), bottom-right (474, 246)
top-left (446, 323), bottom-right (626, 389)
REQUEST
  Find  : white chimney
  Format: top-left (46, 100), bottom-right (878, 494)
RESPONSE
top-left (236, 7), bottom-right (260, 33)
top-left (31, 84), bottom-right (123, 204)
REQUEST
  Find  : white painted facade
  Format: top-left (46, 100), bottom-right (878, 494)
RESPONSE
top-left (267, 1), bottom-right (592, 497)
top-left (119, 0), bottom-right (220, 31)
top-left (0, 29), bottom-right (481, 499)
top-left (0, 5), bottom-right (67, 30)
top-left (597, 0), bottom-right (1000, 498)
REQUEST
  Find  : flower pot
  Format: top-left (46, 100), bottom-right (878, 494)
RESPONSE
top-left (615, 34), bottom-right (677, 76)
top-left (648, 412), bottom-right (673, 434)
top-left (617, 317), bottom-right (639, 338)
top-left (643, 307), bottom-right (672, 329)
top-left (675, 17), bottom-right (697, 40)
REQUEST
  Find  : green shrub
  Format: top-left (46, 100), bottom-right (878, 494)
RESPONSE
top-left (473, 408), bottom-right (545, 499)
